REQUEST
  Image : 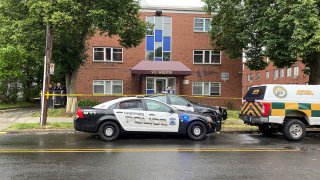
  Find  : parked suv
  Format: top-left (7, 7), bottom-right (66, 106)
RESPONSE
top-left (149, 94), bottom-right (227, 130)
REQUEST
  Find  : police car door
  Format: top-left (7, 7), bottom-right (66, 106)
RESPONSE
top-left (144, 99), bottom-right (179, 132)
top-left (113, 100), bottom-right (148, 131)
top-left (169, 96), bottom-right (194, 112)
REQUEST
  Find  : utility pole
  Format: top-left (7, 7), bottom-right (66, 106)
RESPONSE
top-left (40, 24), bottom-right (53, 126)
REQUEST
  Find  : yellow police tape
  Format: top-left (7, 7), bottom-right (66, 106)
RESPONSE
top-left (41, 92), bottom-right (242, 100)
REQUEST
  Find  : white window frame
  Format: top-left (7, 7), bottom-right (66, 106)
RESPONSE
top-left (194, 17), bottom-right (212, 32)
top-left (293, 66), bottom-right (299, 77)
top-left (192, 82), bottom-right (221, 96)
top-left (193, 50), bottom-right (221, 64)
top-left (93, 80), bottom-right (123, 94)
top-left (145, 16), bottom-right (172, 61)
top-left (274, 69), bottom-right (279, 79)
top-left (93, 47), bottom-right (123, 62)
top-left (287, 68), bottom-right (292, 77)
top-left (266, 71), bottom-right (269, 80)
top-left (279, 69), bottom-right (284, 78)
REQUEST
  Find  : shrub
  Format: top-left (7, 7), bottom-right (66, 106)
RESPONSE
top-left (78, 99), bottom-right (100, 107)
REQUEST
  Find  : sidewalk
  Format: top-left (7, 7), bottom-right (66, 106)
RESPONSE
top-left (0, 107), bottom-right (73, 131)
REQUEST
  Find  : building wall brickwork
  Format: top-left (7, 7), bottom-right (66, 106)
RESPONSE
top-left (242, 61), bottom-right (309, 96)
top-left (76, 10), bottom-right (242, 109)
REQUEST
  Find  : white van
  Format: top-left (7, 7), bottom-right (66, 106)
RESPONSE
top-left (240, 84), bottom-right (320, 141)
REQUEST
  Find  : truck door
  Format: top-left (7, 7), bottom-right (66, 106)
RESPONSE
top-left (241, 86), bottom-right (266, 117)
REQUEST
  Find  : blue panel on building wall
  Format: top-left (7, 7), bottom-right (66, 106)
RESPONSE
top-left (147, 90), bottom-right (155, 94)
top-left (155, 30), bottom-right (162, 42)
top-left (146, 36), bottom-right (154, 51)
top-left (155, 57), bottom-right (163, 61)
top-left (155, 57), bottom-right (162, 61)
top-left (163, 37), bottom-right (171, 51)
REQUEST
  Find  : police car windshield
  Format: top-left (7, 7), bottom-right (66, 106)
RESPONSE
top-left (244, 86), bottom-right (266, 101)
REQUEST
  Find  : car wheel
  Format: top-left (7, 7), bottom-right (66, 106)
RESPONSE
top-left (98, 121), bottom-right (120, 141)
top-left (187, 121), bottom-right (207, 141)
top-left (259, 125), bottom-right (277, 136)
top-left (283, 119), bottom-right (306, 141)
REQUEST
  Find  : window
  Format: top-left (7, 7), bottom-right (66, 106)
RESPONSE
top-left (192, 82), bottom-right (221, 96)
top-left (280, 69), bottom-right (284, 78)
top-left (145, 100), bottom-right (172, 112)
top-left (93, 80), bottom-right (123, 94)
top-left (287, 68), bottom-right (292, 77)
top-left (266, 71), bottom-right (269, 79)
top-left (93, 47), bottom-right (123, 62)
top-left (193, 50), bottom-right (221, 64)
top-left (152, 96), bottom-right (167, 103)
top-left (169, 96), bottom-right (189, 106)
top-left (256, 72), bottom-right (260, 80)
top-left (274, 69), bottom-right (278, 79)
top-left (247, 74), bottom-right (251, 82)
top-left (119, 100), bottom-right (143, 110)
top-left (293, 66), bottom-right (299, 77)
top-left (194, 18), bottom-right (211, 32)
top-left (146, 16), bottom-right (172, 61)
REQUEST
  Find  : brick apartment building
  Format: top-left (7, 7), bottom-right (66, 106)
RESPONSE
top-left (76, 5), bottom-right (242, 108)
top-left (242, 60), bottom-right (309, 96)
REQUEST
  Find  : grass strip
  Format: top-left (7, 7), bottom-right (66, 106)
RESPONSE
top-left (6, 122), bottom-right (73, 131)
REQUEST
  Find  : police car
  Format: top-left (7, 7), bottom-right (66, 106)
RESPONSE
top-left (74, 97), bottom-right (218, 141)
top-left (149, 94), bottom-right (227, 121)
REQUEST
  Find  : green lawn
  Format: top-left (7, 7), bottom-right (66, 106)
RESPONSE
top-left (32, 108), bottom-right (75, 117)
top-left (0, 102), bottom-right (36, 109)
top-left (222, 110), bottom-right (259, 131)
top-left (6, 122), bottom-right (73, 131)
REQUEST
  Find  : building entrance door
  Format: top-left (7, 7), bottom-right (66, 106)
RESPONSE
top-left (146, 77), bottom-right (176, 94)
top-left (156, 78), bottom-right (166, 93)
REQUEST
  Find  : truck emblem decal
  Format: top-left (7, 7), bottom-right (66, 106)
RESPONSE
top-left (273, 86), bottom-right (287, 99)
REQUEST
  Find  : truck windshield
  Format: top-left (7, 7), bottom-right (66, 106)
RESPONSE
top-left (244, 86), bottom-right (266, 101)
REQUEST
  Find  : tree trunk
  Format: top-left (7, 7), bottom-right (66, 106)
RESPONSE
top-left (65, 71), bottom-right (78, 114)
top-left (308, 53), bottom-right (320, 85)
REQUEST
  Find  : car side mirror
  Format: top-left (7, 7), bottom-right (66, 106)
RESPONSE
top-left (169, 109), bottom-right (175, 114)
top-left (187, 103), bottom-right (192, 107)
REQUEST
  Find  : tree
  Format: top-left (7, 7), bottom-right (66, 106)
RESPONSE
top-left (0, 46), bottom-right (28, 103)
top-left (0, 0), bottom-right (146, 112)
top-left (203, 0), bottom-right (320, 84)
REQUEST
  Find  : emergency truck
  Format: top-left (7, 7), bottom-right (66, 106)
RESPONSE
top-left (240, 84), bottom-right (320, 141)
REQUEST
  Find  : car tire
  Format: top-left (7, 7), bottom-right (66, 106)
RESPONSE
top-left (283, 119), bottom-right (306, 141)
top-left (187, 121), bottom-right (207, 141)
top-left (98, 121), bottom-right (120, 141)
top-left (259, 125), bottom-right (277, 136)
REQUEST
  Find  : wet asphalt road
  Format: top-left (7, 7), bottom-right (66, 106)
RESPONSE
top-left (0, 132), bottom-right (320, 180)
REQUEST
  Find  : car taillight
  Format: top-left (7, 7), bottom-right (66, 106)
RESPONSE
top-left (262, 103), bottom-right (271, 116)
top-left (77, 108), bottom-right (84, 118)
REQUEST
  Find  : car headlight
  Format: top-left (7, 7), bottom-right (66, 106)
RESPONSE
top-left (206, 116), bottom-right (213, 123)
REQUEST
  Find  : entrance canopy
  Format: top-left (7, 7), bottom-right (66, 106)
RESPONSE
top-left (131, 61), bottom-right (192, 75)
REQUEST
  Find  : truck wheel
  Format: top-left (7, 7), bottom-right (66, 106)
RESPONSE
top-left (283, 119), bottom-right (306, 141)
top-left (98, 121), bottom-right (120, 141)
top-left (187, 121), bottom-right (207, 141)
top-left (259, 125), bottom-right (277, 136)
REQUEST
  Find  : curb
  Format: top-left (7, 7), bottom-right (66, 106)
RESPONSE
top-left (3, 129), bottom-right (76, 134)
top-left (1, 129), bottom-right (260, 135)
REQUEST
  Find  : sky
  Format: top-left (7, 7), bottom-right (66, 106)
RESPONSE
top-left (142, 0), bottom-right (204, 7)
